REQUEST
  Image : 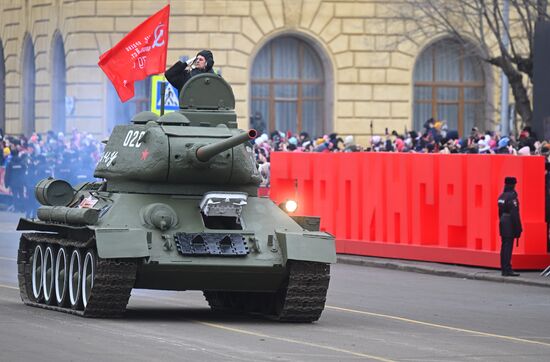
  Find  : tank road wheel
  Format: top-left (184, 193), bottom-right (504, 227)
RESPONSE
top-left (31, 244), bottom-right (44, 302)
top-left (18, 234), bottom-right (138, 317)
top-left (54, 247), bottom-right (69, 307)
top-left (69, 248), bottom-right (83, 310)
top-left (42, 245), bottom-right (57, 305)
top-left (82, 249), bottom-right (97, 309)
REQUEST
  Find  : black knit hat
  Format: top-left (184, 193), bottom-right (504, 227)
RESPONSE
top-left (504, 176), bottom-right (517, 186)
top-left (196, 50), bottom-right (214, 71)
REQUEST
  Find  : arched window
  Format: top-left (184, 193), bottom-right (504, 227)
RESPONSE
top-left (0, 39), bottom-right (5, 135)
top-left (22, 35), bottom-right (36, 135)
top-left (413, 38), bottom-right (485, 136)
top-left (51, 31), bottom-right (66, 132)
top-left (106, 78), bottom-right (151, 133)
top-left (251, 36), bottom-right (325, 136)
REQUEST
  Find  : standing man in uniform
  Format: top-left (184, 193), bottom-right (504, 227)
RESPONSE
top-left (498, 177), bottom-right (522, 276)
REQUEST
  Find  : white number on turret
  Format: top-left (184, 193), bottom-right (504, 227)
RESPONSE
top-left (100, 151), bottom-right (118, 167)
top-left (123, 130), bottom-right (145, 148)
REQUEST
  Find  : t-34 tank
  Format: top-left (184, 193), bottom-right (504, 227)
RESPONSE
top-left (16, 74), bottom-right (336, 322)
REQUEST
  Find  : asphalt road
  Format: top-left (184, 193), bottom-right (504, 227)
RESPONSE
top-left (1, 213), bottom-right (549, 361)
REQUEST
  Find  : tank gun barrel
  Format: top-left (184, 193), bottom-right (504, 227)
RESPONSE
top-left (196, 129), bottom-right (257, 162)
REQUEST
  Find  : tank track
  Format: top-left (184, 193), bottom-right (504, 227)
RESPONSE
top-left (17, 233), bottom-right (138, 318)
top-left (204, 261), bottom-right (330, 322)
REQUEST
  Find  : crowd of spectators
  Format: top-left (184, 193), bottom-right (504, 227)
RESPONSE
top-left (1, 118), bottom-right (549, 214)
top-left (253, 119), bottom-right (550, 187)
top-left (0, 129), bottom-right (102, 217)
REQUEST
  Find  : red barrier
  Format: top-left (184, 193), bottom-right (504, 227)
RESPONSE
top-left (270, 153), bottom-right (550, 269)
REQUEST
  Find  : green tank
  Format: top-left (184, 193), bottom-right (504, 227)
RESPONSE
top-left (16, 74), bottom-right (336, 322)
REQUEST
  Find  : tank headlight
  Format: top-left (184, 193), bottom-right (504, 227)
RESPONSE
top-left (280, 199), bottom-right (298, 213)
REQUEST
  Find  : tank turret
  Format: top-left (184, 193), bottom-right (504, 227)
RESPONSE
top-left (94, 75), bottom-right (260, 194)
top-left (94, 122), bottom-right (260, 193)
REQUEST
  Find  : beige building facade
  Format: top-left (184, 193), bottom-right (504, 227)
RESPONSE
top-left (0, 0), bottom-right (502, 146)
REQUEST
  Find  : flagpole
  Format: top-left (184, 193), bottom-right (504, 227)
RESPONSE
top-left (162, 0), bottom-right (169, 115)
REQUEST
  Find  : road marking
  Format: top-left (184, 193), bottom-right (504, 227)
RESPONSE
top-left (0, 256), bottom-right (16, 262)
top-left (135, 293), bottom-right (395, 361)
top-left (327, 305), bottom-right (550, 347)
top-left (4, 284), bottom-right (546, 354)
top-left (197, 321), bottom-right (395, 361)
top-left (0, 283), bottom-right (18, 290)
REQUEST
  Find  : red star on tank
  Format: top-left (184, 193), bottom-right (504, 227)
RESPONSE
top-left (140, 148), bottom-right (149, 160)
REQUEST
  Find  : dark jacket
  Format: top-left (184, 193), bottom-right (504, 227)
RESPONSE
top-left (498, 187), bottom-right (522, 238)
top-left (4, 154), bottom-right (26, 190)
top-left (165, 61), bottom-right (215, 92)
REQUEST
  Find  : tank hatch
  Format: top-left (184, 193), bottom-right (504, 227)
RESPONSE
top-left (179, 73), bottom-right (235, 110)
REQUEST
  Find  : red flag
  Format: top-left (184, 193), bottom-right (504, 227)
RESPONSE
top-left (98, 5), bottom-right (170, 102)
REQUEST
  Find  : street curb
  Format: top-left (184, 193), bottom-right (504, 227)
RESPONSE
top-left (337, 255), bottom-right (550, 289)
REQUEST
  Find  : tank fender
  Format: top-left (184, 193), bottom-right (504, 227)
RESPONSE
top-left (95, 228), bottom-right (150, 258)
top-left (275, 230), bottom-right (336, 264)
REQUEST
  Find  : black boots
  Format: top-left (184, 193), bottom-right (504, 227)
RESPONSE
top-left (502, 271), bottom-right (520, 277)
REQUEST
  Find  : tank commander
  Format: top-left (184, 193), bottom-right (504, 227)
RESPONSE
top-left (165, 49), bottom-right (215, 92)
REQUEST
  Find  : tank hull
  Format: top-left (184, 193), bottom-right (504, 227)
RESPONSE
top-left (17, 190), bottom-right (336, 322)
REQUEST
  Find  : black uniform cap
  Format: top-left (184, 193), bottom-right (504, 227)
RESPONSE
top-left (504, 176), bottom-right (517, 185)
top-left (196, 50), bottom-right (214, 71)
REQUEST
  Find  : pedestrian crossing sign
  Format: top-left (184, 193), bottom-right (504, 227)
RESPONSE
top-left (150, 75), bottom-right (180, 115)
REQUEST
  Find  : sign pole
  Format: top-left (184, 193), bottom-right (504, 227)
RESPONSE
top-left (160, 81), bottom-right (166, 116)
